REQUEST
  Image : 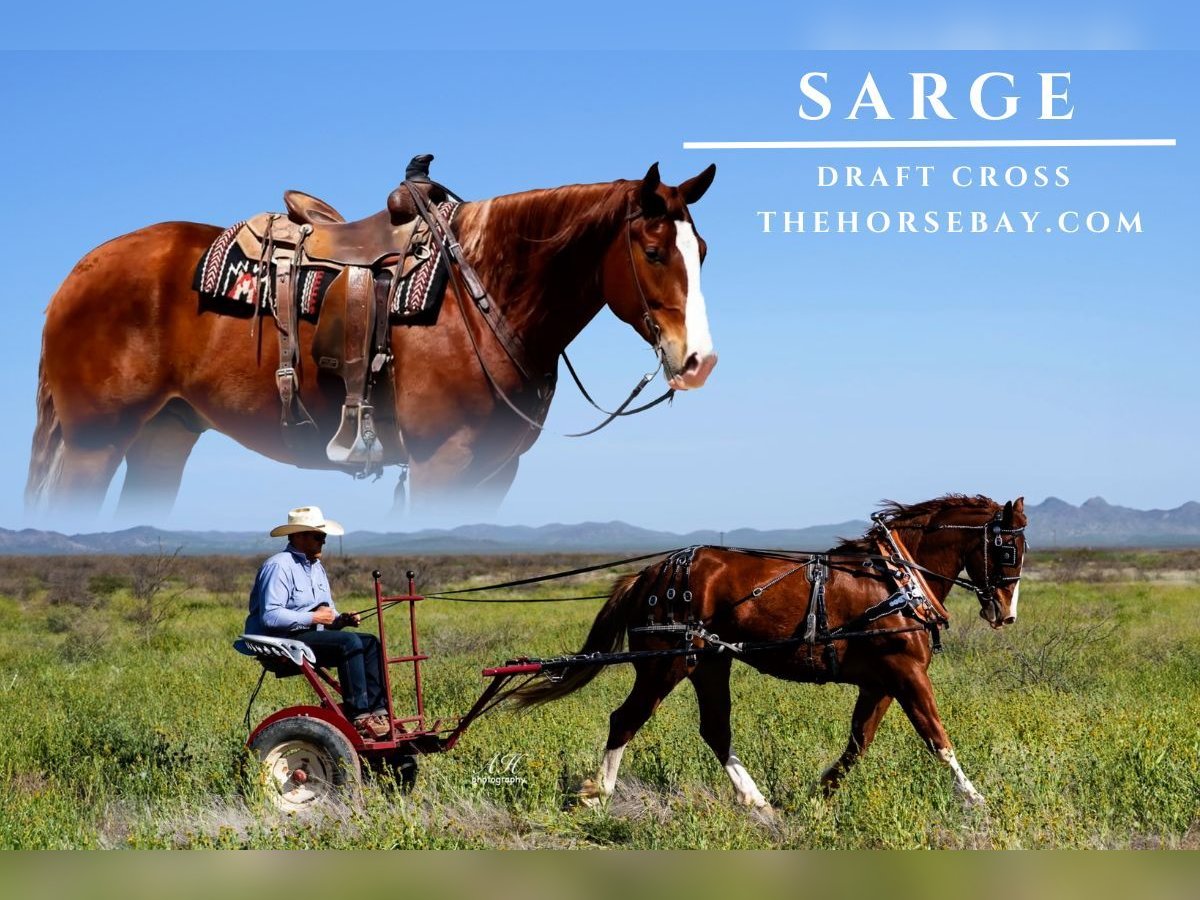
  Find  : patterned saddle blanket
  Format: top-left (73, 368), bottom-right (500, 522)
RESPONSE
top-left (191, 200), bottom-right (459, 321)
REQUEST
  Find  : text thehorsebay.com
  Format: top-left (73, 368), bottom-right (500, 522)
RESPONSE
top-left (752, 72), bottom-right (1146, 236)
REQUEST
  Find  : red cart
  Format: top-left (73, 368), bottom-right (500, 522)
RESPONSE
top-left (235, 569), bottom-right (540, 811)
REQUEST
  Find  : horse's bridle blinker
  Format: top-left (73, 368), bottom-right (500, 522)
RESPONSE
top-left (931, 511), bottom-right (1026, 620)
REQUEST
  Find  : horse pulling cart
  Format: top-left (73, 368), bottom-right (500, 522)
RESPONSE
top-left (236, 495), bottom-right (1029, 814)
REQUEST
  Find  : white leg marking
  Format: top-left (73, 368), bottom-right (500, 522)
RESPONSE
top-left (1009, 582), bottom-right (1020, 620)
top-left (937, 747), bottom-right (985, 807)
top-left (674, 221), bottom-right (713, 360)
top-left (724, 751), bottom-right (770, 809)
top-left (599, 745), bottom-right (625, 795)
top-left (580, 745), bottom-right (625, 807)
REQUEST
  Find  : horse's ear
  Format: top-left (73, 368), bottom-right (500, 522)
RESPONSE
top-left (1003, 500), bottom-right (1014, 525)
top-left (640, 163), bottom-right (667, 217)
top-left (1013, 496), bottom-right (1025, 515)
top-left (679, 163), bottom-right (717, 205)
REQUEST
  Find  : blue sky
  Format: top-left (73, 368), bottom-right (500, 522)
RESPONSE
top-left (0, 38), bottom-right (1195, 532)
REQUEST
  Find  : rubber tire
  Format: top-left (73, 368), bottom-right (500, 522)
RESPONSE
top-left (248, 716), bottom-right (361, 813)
top-left (395, 754), bottom-right (419, 792)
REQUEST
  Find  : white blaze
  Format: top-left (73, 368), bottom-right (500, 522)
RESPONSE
top-left (674, 221), bottom-right (713, 360)
top-left (1010, 581), bottom-right (1020, 620)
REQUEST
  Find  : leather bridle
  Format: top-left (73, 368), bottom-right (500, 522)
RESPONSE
top-left (870, 510), bottom-right (1026, 624)
top-left (931, 511), bottom-right (1026, 622)
top-left (557, 203), bottom-right (682, 428)
top-left (407, 183), bottom-right (678, 440)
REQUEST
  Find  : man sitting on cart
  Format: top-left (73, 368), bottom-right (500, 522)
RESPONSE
top-left (245, 506), bottom-right (390, 740)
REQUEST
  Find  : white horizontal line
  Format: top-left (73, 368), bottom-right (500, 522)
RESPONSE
top-left (682, 139), bottom-right (1177, 150)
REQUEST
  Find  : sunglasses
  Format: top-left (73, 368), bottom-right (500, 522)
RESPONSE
top-left (299, 531), bottom-right (327, 543)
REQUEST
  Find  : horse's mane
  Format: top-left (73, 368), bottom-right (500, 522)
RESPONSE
top-left (834, 494), bottom-right (998, 553)
top-left (455, 181), bottom-right (633, 311)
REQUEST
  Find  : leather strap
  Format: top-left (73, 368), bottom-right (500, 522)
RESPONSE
top-left (803, 555), bottom-right (828, 643)
top-left (404, 182), bottom-right (539, 383)
top-left (403, 179), bottom-right (672, 444)
top-left (343, 267), bottom-right (372, 405)
top-left (874, 533), bottom-right (951, 625)
top-left (371, 270), bottom-right (392, 376)
top-left (273, 234), bottom-right (317, 445)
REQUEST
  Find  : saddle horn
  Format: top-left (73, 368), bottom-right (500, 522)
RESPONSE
top-left (388, 154), bottom-right (438, 223)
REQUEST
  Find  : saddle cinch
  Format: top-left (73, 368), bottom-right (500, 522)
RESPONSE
top-left (234, 154), bottom-right (454, 473)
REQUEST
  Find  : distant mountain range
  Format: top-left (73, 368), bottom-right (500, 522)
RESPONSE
top-left (2, 497), bottom-right (1198, 555)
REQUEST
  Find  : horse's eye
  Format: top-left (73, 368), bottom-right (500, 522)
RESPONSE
top-left (644, 246), bottom-right (664, 264)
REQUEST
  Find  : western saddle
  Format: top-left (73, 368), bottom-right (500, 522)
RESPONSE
top-left (242, 154), bottom-right (453, 475)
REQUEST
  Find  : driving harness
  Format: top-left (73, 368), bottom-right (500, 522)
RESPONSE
top-left (624, 516), bottom-right (1025, 681)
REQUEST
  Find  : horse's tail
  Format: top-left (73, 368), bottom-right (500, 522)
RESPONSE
top-left (506, 572), bottom-right (644, 709)
top-left (25, 355), bottom-right (62, 512)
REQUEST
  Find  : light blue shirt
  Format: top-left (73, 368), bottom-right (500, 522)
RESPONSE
top-left (244, 544), bottom-right (338, 635)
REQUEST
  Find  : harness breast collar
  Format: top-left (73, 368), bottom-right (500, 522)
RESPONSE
top-left (871, 515), bottom-right (951, 626)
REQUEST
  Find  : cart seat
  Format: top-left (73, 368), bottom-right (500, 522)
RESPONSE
top-left (234, 634), bottom-right (316, 677)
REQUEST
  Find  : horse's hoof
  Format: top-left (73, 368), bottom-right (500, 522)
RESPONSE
top-left (578, 778), bottom-right (606, 808)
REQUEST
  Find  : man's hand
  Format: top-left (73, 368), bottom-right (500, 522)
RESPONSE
top-left (311, 606), bottom-right (338, 626)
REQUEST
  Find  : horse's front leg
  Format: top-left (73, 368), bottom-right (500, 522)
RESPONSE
top-left (690, 655), bottom-right (772, 814)
top-left (894, 671), bottom-right (986, 807)
top-left (820, 686), bottom-right (893, 796)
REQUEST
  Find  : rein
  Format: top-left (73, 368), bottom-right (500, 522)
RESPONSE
top-left (349, 550), bottom-right (672, 618)
top-left (405, 183), bottom-right (675, 441)
top-left (353, 512), bottom-right (1025, 639)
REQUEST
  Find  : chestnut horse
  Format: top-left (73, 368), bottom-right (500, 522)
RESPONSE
top-left (512, 494), bottom-right (1027, 814)
top-left (26, 163), bottom-right (718, 518)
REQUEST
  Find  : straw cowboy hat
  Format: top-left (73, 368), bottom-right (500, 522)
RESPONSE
top-left (269, 506), bottom-right (346, 537)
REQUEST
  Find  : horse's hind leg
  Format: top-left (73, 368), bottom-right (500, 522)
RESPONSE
top-left (49, 440), bottom-right (128, 515)
top-left (690, 655), bottom-right (771, 811)
top-left (895, 672), bottom-right (985, 807)
top-left (820, 686), bottom-right (893, 796)
top-left (116, 402), bottom-right (205, 520)
top-left (580, 657), bottom-right (686, 807)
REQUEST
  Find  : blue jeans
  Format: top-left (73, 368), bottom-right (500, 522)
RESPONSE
top-left (292, 628), bottom-right (386, 717)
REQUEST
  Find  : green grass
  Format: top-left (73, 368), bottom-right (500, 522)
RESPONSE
top-left (0, 557), bottom-right (1197, 848)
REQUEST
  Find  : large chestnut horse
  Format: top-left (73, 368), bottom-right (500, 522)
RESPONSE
top-left (26, 163), bottom-right (717, 518)
top-left (512, 494), bottom-right (1027, 814)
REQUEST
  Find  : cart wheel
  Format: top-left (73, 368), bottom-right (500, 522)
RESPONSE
top-left (394, 754), bottom-right (419, 792)
top-left (248, 717), bottom-right (360, 813)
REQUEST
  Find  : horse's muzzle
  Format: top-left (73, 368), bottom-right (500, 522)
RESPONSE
top-left (668, 351), bottom-right (717, 391)
top-left (980, 609), bottom-right (1007, 629)
top-left (979, 595), bottom-right (1011, 629)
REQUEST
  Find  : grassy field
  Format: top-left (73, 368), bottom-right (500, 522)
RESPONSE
top-left (0, 551), bottom-right (1197, 849)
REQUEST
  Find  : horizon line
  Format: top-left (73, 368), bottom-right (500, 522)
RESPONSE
top-left (682, 138), bottom-right (1177, 150)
